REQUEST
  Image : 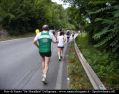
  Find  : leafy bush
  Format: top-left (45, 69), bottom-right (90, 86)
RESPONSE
top-left (76, 32), bottom-right (119, 89)
top-left (67, 42), bottom-right (92, 89)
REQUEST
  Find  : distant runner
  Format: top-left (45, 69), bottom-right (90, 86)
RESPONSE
top-left (72, 32), bottom-right (75, 39)
top-left (66, 31), bottom-right (70, 43)
top-left (57, 31), bottom-right (66, 61)
top-left (35, 29), bottom-right (40, 35)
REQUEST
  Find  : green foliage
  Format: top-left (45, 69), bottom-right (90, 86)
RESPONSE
top-left (0, 0), bottom-right (71, 35)
top-left (67, 42), bottom-right (92, 89)
top-left (92, 4), bottom-right (119, 52)
top-left (63, 0), bottom-right (119, 89)
top-left (76, 33), bottom-right (119, 89)
top-left (63, 0), bottom-right (119, 52)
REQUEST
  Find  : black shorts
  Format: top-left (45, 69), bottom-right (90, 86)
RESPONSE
top-left (39, 51), bottom-right (51, 57)
top-left (58, 46), bottom-right (64, 48)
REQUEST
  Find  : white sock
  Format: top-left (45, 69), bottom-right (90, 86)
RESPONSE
top-left (43, 74), bottom-right (46, 78)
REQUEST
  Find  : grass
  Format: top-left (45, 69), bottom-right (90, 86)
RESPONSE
top-left (67, 41), bottom-right (93, 90)
top-left (0, 33), bottom-right (34, 41)
top-left (75, 32), bottom-right (119, 89)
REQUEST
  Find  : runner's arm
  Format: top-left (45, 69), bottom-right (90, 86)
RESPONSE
top-left (64, 35), bottom-right (66, 42)
top-left (34, 41), bottom-right (39, 48)
top-left (50, 32), bottom-right (57, 43)
top-left (33, 35), bottom-right (39, 48)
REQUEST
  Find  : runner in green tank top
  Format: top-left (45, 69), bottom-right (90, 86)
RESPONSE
top-left (38, 31), bottom-right (52, 53)
top-left (33, 25), bottom-right (57, 84)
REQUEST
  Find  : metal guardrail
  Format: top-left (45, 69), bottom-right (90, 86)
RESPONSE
top-left (74, 38), bottom-right (106, 90)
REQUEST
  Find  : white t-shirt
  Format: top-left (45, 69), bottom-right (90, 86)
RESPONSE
top-left (57, 35), bottom-right (65, 47)
top-left (57, 32), bottom-right (60, 38)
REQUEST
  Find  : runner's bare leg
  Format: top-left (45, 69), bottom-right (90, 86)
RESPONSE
top-left (43, 56), bottom-right (50, 78)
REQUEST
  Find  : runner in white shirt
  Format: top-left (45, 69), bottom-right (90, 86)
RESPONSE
top-left (57, 31), bottom-right (66, 61)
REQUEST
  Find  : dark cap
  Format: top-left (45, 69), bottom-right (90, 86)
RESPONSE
top-left (42, 25), bottom-right (49, 30)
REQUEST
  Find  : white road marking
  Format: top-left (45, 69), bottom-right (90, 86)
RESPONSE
top-left (55, 61), bottom-right (63, 89)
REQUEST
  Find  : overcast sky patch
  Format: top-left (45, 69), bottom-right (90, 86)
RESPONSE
top-left (51, 0), bottom-right (70, 9)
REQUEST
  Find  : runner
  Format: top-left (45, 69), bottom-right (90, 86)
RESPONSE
top-left (51, 30), bottom-right (57, 40)
top-left (66, 31), bottom-right (70, 43)
top-left (72, 32), bottom-right (75, 39)
top-left (33, 25), bottom-right (57, 84)
top-left (57, 31), bottom-right (66, 61)
top-left (35, 29), bottom-right (40, 35)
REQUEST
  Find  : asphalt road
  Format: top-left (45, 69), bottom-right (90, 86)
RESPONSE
top-left (0, 37), bottom-right (68, 89)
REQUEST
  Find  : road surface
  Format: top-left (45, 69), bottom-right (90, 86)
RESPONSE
top-left (0, 37), bottom-right (68, 89)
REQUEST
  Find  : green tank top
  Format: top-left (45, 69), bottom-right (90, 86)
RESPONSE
top-left (38, 31), bottom-right (52, 53)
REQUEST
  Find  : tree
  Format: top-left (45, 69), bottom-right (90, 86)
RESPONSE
top-left (62, 0), bottom-right (119, 53)
top-left (0, 0), bottom-right (71, 35)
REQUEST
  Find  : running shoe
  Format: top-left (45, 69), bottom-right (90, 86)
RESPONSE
top-left (42, 77), bottom-right (47, 84)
